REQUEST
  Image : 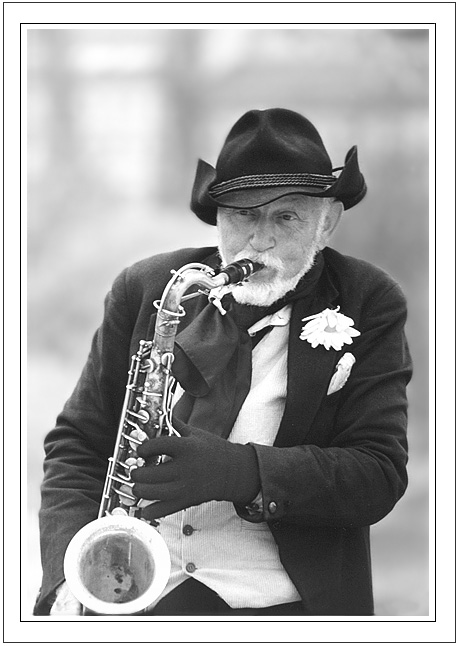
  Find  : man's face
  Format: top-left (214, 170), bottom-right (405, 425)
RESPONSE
top-left (217, 194), bottom-right (340, 306)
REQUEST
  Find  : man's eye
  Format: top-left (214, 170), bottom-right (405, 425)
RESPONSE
top-left (235, 210), bottom-right (256, 218)
top-left (279, 213), bottom-right (297, 221)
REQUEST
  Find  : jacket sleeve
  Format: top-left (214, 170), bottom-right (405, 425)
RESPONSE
top-left (240, 282), bottom-right (412, 529)
top-left (33, 268), bottom-right (134, 615)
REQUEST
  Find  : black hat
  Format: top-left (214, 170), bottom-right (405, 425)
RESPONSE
top-left (191, 108), bottom-right (367, 225)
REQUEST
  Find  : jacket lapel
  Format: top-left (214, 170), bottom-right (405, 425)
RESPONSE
top-left (275, 273), bottom-right (340, 448)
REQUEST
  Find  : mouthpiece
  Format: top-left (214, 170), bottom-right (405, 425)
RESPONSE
top-left (219, 259), bottom-right (264, 285)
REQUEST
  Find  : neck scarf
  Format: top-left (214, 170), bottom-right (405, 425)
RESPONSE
top-left (172, 253), bottom-right (325, 438)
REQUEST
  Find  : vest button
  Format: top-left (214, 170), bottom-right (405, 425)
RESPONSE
top-left (185, 562), bottom-right (197, 574)
top-left (183, 524), bottom-right (194, 536)
top-left (268, 501), bottom-right (278, 515)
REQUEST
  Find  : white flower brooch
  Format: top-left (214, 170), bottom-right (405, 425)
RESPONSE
top-left (299, 306), bottom-right (360, 351)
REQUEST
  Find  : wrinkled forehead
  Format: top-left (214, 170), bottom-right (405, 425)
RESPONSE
top-left (264, 194), bottom-right (328, 210)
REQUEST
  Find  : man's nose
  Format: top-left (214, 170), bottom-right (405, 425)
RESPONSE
top-left (249, 218), bottom-right (275, 252)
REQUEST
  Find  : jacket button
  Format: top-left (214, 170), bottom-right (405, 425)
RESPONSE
top-left (183, 524), bottom-right (194, 536)
top-left (185, 562), bottom-right (197, 574)
top-left (268, 501), bottom-right (278, 515)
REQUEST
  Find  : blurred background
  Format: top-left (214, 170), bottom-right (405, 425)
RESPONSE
top-left (27, 28), bottom-right (429, 616)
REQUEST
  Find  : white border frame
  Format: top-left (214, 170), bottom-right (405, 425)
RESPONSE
top-left (7, 2), bottom-right (455, 643)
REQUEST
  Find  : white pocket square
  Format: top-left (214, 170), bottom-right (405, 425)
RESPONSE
top-left (327, 352), bottom-right (356, 395)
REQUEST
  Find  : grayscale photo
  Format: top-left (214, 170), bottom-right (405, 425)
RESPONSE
top-left (27, 27), bottom-right (429, 619)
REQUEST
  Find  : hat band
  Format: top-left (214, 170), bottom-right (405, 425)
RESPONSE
top-left (209, 172), bottom-right (337, 197)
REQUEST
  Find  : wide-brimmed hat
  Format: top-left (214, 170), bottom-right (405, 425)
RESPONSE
top-left (191, 108), bottom-right (367, 225)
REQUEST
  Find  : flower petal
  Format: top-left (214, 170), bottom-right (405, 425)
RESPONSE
top-left (327, 310), bottom-right (339, 328)
top-left (302, 311), bottom-right (323, 322)
top-left (323, 333), bottom-right (335, 350)
top-left (330, 335), bottom-right (344, 351)
top-left (307, 331), bottom-right (323, 345)
top-left (302, 319), bottom-right (326, 334)
top-left (307, 333), bottom-right (323, 348)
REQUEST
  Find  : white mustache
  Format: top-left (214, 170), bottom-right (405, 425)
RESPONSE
top-left (234, 252), bottom-right (284, 272)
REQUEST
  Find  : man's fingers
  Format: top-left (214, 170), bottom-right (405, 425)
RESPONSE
top-left (131, 461), bottom-right (178, 485)
top-left (137, 435), bottom-right (185, 459)
top-left (171, 416), bottom-right (191, 437)
top-left (141, 498), bottom-right (187, 521)
top-left (132, 481), bottom-right (182, 501)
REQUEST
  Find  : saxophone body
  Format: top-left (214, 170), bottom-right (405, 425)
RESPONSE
top-left (63, 258), bottom-right (262, 615)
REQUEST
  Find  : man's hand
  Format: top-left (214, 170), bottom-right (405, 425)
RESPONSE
top-left (131, 420), bottom-right (261, 520)
top-left (50, 581), bottom-right (82, 616)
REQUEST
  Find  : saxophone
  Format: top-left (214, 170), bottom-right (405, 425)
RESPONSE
top-left (63, 258), bottom-right (263, 615)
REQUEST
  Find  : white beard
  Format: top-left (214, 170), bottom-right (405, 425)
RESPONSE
top-left (219, 244), bottom-right (321, 307)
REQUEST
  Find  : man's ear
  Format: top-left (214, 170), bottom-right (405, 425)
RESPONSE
top-left (317, 200), bottom-right (343, 249)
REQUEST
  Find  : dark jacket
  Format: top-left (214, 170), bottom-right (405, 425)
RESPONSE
top-left (34, 246), bottom-right (412, 615)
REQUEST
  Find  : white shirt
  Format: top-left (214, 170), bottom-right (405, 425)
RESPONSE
top-left (151, 304), bottom-right (301, 609)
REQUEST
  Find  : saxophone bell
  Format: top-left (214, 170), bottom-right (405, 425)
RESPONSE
top-left (64, 515), bottom-right (170, 616)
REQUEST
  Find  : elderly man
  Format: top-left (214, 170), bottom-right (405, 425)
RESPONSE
top-left (34, 108), bottom-right (412, 616)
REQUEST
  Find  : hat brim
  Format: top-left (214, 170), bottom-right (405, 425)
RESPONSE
top-left (209, 184), bottom-right (330, 209)
top-left (190, 146), bottom-right (366, 225)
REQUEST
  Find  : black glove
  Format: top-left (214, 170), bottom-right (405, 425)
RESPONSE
top-left (131, 420), bottom-right (261, 520)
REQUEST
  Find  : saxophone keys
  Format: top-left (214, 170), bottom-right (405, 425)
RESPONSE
top-left (125, 457), bottom-right (145, 470)
top-left (110, 507), bottom-right (128, 516)
top-left (141, 357), bottom-right (157, 373)
top-left (161, 352), bottom-right (175, 368)
top-left (129, 409), bottom-right (150, 424)
top-left (127, 428), bottom-right (148, 450)
top-left (116, 485), bottom-right (137, 507)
